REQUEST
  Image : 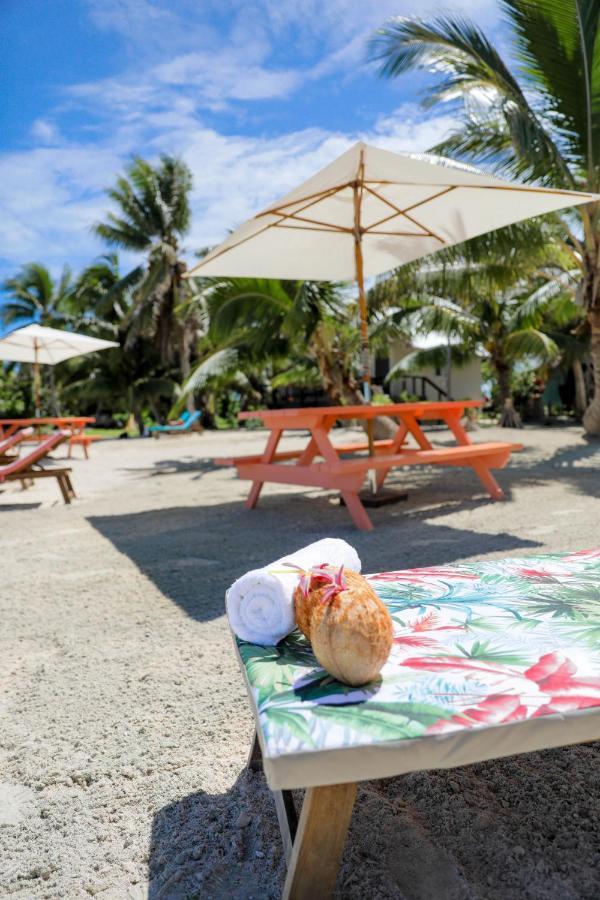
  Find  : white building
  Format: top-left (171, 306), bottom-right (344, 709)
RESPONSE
top-left (386, 332), bottom-right (483, 401)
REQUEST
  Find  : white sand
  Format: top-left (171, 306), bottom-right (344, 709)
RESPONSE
top-left (1, 423), bottom-right (599, 899)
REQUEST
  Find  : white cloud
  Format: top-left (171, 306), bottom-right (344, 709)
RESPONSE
top-left (30, 119), bottom-right (61, 145)
top-left (1, 0), bottom-right (503, 280)
top-left (0, 104), bottom-right (458, 280)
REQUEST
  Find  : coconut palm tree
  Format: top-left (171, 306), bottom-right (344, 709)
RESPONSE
top-left (379, 225), bottom-right (568, 425)
top-left (94, 155), bottom-right (192, 363)
top-left (1, 263), bottom-right (77, 414)
top-left (2, 263), bottom-right (73, 329)
top-left (181, 277), bottom-right (363, 406)
top-left (370, 1), bottom-right (600, 433)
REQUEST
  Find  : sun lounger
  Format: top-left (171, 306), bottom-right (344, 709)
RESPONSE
top-left (0, 427), bottom-right (34, 462)
top-left (148, 409), bottom-right (202, 437)
top-left (0, 432), bottom-right (76, 504)
top-left (233, 549), bottom-right (600, 899)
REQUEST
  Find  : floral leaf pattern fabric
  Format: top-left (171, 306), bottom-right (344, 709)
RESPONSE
top-left (236, 550), bottom-right (600, 763)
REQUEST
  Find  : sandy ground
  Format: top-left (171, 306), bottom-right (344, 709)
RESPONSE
top-left (1, 422), bottom-right (599, 899)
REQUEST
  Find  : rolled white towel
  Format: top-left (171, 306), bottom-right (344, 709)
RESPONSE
top-left (226, 538), bottom-right (361, 645)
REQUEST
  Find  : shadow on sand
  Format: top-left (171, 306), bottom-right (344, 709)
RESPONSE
top-left (88, 492), bottom-right (539, 624)
top-left (147, 742), bottom-right (600, 900)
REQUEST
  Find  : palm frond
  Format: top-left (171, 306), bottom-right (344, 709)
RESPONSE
top-left (505, 327), bottom-right (560, 361)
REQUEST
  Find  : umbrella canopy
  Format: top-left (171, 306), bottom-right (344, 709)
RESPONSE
top-left (0, 324), bottom-right (118, 365)
top-left (0, 324), bottom-right (118, 415)
top-left (188, 141), bottom-right (597, 282)
top-left (187, 140), bottom-right (598, 451)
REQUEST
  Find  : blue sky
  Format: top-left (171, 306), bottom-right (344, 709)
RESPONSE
top-left (0, 0), bottom-right (506, 285)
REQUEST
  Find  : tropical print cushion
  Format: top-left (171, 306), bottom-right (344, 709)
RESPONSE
top-left (237, 550), bottom-right (600, 766)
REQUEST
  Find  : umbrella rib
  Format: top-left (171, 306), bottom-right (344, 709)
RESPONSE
top-left (364, 179), bottom-right (593, 199)
top-left (362, 184), bottom-right (444, 242)
top-left (273, 213), bottom-right (351, 232)
top-left (276, 223), bottom-right (353, 233)
top-left (191, 219), bottom-right (282, 270)
top-left (255, 182), bottom-right (353, 218)
top-left (366, 230), bottom-right (443, 238)
top-left (363, 209), bottom-right (404, 231)
top-left (401, 185), bottom-right (456, 214)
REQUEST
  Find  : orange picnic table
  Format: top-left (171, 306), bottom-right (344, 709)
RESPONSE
top-left (0, 417), bottom-right (97, 458)
top-left (218, 401), bottom-right (522, 530)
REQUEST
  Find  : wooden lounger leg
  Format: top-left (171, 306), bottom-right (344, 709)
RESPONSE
top-left (282, 782), bottom-right (357, 900)
top-left (65, 474), bottom-right (76, 499)
top-left (471, 463), bottom-right (505, 500)
top-left (340, 491), bottom-right (373, 531)
top-left (57, 475), bottom-right (71, 504)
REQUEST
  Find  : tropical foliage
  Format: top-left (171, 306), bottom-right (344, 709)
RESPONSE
top-left (1, 64), bottom-right (596, 429)
top-left (370, 0), bottom-right (600, 433)
top-left (375, 222), bottom-right (580, 425)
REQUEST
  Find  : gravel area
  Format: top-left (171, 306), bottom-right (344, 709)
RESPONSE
top-left (0, 422), bottom-right (599, 899)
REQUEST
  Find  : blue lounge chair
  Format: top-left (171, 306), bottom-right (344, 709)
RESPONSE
top-left (148, 410), bottom-right (202, 437)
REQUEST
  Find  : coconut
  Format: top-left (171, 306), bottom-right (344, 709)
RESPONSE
top-left (294, 567), bottom-right (393, 686)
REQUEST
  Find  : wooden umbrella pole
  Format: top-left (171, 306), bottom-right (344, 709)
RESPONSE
top-left (353, 150), bottom-right (376, 481)
top-left (33, 338), bottom-right (41, 417)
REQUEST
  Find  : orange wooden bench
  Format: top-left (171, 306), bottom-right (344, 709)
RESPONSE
top-left (67, 433), bottom-right (102, 459)
top-left (221, 402), bottom-right (522, 530)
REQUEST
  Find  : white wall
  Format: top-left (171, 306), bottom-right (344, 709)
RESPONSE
top-left (388, 338), bottom-right (482, 401)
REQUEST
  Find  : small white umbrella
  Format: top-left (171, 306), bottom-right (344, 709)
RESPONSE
top-left (0, 323), bottom-right (118, 415)
top-left (187, 140), bottom-right (598, 411)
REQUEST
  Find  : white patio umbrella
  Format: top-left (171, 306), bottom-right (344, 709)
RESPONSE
top-left (187, 141), bottom-right (598, 413)
top-left (0, 323), bottom-right (118, 415)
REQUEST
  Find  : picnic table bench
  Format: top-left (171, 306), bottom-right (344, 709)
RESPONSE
top-left (234, 549), bottom-right (600, 899)
top-left (217, 402), bottom-right (522, 530)
top-left (0, 417), bottom-right (97, 458)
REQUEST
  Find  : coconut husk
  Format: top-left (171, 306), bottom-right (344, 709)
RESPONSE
top-left (294, 569), bottom-right (393, 686)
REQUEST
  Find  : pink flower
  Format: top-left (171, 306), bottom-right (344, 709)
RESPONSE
top-left (283, 562), bottom-right (347, 605)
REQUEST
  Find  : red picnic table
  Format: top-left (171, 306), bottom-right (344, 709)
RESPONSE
top-left (217, 401), bottom-right (522, 530)
top-left (0, 417), bottom-right (97, 458)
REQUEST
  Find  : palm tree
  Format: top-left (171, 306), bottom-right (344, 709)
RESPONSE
top-left (62, 271), bottom-right (175, 434)
top-left (379, 225), bottom-right (566, 426)
top-left (183, 277), bottom-right (363, 405)
top-left (94, 155), bottom-right (192, 363)
top-left (2, 263), bottom-right (73, 328)
top-left (370, 1), bottom-right (600, 433)
top-left (2, 263), bottom-right (76, 414)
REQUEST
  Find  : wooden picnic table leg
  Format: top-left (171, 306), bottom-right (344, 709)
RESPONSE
top-left (441, 410), bottom-right (504, 500)
top-left (471, 461), bottom-right (505, 500)
top-left (310, 424), bottom-right (374, 530)
top-left (376, 421), bottom-right (408, 490)
top-left (246, 428), bottom-right (282, 509)
top-left (400, 412), bottom-right (433, 450)
top-left (443, 410), bottom-right (472, 446)
top-left (340, 490), bottom-right (373, 530)
top-left (282, 782), bottom-right (357, 900)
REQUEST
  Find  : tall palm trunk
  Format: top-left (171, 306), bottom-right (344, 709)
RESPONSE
top-left (583, 306), bottom-right (600, 435)
top-left (180, 322), bottom-right (196, 415)
top-left (572, 359), bottom-right (587, 418)
top-left (495, 358), bottom-right (522, 429)
top-left (47, 368), bottom-right (61, 417)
